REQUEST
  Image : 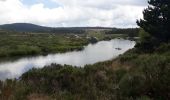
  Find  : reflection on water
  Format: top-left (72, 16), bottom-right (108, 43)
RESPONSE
top-left (0, 39), bottom-right (135, 80)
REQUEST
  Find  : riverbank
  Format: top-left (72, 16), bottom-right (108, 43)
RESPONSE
top-left (0, 43), bottom-right (170, 100)
top-left (0, 31), bottom-right (127, 59)
top-left (0, 33), bottom-right (87, 58)
top-left (0, 39), bottom-right (135, 80)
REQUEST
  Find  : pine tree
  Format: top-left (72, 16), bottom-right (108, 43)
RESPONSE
top-left (137, 0), bottom-right (170, 42)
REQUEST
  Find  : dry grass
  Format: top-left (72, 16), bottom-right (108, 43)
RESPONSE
top-left (27, 93), bottom-right (52, 100)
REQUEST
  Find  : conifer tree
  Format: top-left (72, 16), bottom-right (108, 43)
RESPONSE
top-left (137, 0), bottom-right (170, 42)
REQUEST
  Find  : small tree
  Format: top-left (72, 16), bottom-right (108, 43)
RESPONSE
top-left (137, 0), bottom-right (170, 43)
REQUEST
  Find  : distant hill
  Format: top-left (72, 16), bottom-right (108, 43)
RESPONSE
top-left (0, 23), bottom-right (115, 33)
top-left (0, 23), bottom-right (52, 33)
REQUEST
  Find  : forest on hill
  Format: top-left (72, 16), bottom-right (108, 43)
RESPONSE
top-left (0, 23), bottom-right (138, 35)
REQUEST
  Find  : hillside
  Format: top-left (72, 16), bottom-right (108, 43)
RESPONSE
top-left (0, 23), bottom-right (115, 34)
top-left (0, 23), bottom-right (52, 33)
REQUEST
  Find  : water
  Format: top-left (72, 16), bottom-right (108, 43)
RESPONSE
top-left (0, 39), bottom-right (135, 80)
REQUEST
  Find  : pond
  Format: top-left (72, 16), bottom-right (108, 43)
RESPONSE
top-left (0, 39), bottom-right (135, 80)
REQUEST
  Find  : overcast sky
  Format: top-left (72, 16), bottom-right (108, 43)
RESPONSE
top-left (0, 0), bottom-right (148, 28)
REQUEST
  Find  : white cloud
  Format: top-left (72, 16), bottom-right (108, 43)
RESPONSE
top-left (0, 0), bottom-right (147, 27)
top-left (52, 0), bottom-right (146, 7)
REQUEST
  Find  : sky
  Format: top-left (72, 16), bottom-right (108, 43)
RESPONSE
top-left (0, 0), bottom-right (148, 28)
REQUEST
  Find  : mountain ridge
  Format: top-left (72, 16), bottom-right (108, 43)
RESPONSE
top-left (0, 23), bottom-right (115, 33)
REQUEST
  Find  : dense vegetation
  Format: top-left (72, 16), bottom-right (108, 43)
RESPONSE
top-left (0, 33), bottom-right (88, 58)
top-left (106, 28), bottom-right (139, 37)
top-left (136, 0), bottom-right (170, 51)
top-left (0, 45), bottom-right (170, 100)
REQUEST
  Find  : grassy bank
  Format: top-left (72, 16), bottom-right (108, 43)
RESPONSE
top-left (0, 27), bottom-right (138, 59)
top-left (0, 33), bottom-right (88, 58)
top-left (0, 30), bottom-right (127, 59)
top-left (0, 43), bottom-right (170, 100)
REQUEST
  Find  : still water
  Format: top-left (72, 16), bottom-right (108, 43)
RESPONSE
top-left (0, 39), bottom-right (135, 80)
